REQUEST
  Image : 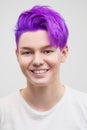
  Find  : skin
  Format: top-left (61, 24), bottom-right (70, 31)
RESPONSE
top-left (16, 30), bottom-right (68, 111)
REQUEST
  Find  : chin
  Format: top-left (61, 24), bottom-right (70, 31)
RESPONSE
top-left (30, 79), bottom-right (49, 87)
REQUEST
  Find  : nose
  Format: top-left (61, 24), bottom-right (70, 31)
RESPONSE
top-left (32, 52), bottom-right (44, 67)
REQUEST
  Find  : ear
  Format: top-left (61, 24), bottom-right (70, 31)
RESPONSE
top-left (60, 45), bottom-right (68, 63)
top-left (15, 49), bottom-right (19, 61)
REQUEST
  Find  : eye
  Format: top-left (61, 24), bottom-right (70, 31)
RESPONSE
top-left (44, 50), bottom-right (54, 54)
top-left (21, 51), bottom-right (33, 55)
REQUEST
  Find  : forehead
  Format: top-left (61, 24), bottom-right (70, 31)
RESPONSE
top-left (18, 30), bottom-right (51, 49)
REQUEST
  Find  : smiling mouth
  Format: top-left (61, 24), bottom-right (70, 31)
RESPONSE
top-left (30, 69), bottom-right (49, 74)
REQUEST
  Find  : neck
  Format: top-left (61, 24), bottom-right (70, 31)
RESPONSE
top-left (21, 81), bottom-right (65, 111)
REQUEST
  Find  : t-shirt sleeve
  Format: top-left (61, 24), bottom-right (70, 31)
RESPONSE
top-left (76, 91), bottom-right (87, 120)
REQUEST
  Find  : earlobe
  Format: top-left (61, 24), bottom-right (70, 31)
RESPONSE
top-left (61, 45), bottom-right (68, 63)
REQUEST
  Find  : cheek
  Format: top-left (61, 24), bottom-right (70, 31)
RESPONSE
top-left (46, 56), bottom-right (61, 67)
top-left (18, 58), bottom-right (32, 69)
top-left (18, 59), bottom-right (30, 77)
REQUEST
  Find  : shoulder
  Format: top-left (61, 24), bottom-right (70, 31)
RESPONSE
top-left (0, 90), bottom-right (21, 109)
top-left (0, 92), bottom-right (17, 105)
top-left (68, 87), bottom-right (87, 101)
top-left (0, 91), bottom-right (19, 119)
top-left (65, 86), bottom-right (87, 126)
top-left (67, 86), bottom-right (87, 109)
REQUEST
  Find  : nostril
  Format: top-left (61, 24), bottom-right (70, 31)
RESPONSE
top-left (33, 63), bottom-right (43, 67)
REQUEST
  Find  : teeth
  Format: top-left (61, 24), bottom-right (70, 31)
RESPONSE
top-left (32, 70), bottom-right (47, 74)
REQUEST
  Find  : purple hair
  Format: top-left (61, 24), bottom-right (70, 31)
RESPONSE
top-left (15, 5), bottom-right (69, 49)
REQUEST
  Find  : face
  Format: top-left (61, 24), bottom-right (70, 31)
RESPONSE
top-left (16, 30), bottom-right (68, 87)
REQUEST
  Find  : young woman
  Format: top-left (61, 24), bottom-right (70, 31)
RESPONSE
top-left (0, 5), bottom-right (87, 130)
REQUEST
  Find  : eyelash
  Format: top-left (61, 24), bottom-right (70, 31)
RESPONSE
top-left (21, 51), bottom-right (33, 55)
top-left (43, 50), bottom-right (54, 54)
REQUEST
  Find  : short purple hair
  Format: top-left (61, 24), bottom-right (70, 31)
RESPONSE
top-left (15, 5), bottom-right (69, 49)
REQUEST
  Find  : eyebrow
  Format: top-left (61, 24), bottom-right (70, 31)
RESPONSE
top-left (19, 45), bottom-right (52, 50)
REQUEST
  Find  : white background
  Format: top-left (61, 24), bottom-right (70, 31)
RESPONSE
top-left (0, 0), bottom-right (87, 97)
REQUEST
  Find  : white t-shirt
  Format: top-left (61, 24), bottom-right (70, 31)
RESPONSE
top-left (0, 86), bottom-right (87, 130)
